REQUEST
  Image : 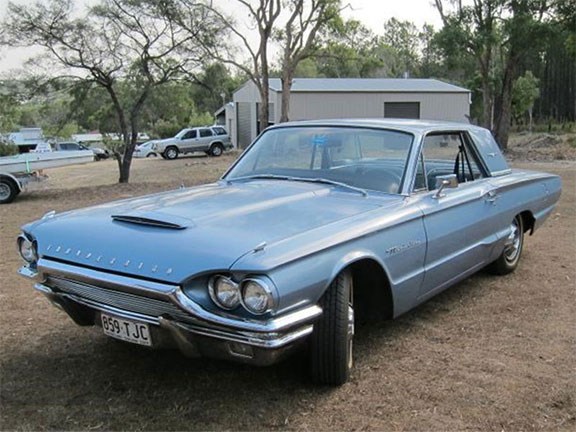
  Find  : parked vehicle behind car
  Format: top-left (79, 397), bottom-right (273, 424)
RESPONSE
top-left (151, 126), bottom-right (232, 160)
top-left (52, 142), bottom-right (109, 160)
top-left (17, 119), bottom-right (561, 385)
top-left (133, 141), bottom-right (158, 158)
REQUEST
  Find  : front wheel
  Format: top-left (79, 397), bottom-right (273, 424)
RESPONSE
top-left (163, 146), bottom-right (179, 160)
top-left (309, 270), bottom-right (354, 385)
top-left (488, 215), bottom-right (524, 275)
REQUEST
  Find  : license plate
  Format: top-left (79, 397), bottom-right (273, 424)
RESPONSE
top-left (101, 313), bottom-right (152, 347)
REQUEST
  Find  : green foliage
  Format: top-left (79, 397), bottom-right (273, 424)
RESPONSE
top-left (0, 93), bottom-right (20, 133)
top-left (0, 140), bottom-right (19, 157)
top-left (512, 71), bottom-right (540, 120)
top-left (315, 19), bottom-right (384, 77)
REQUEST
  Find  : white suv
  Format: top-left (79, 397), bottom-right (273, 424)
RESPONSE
top-left (151, 126), bottom-right (232, 160)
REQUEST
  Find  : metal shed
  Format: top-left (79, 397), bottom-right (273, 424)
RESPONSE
top-left (230, 78), bottom-right (471, 148)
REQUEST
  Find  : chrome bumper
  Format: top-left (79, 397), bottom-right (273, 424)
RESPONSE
top-left (20, 259), bottom-right (322, 365)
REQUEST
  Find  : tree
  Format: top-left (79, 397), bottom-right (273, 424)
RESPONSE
top-left (381, 18), bottom-right (420, 77)
top-left (314, 19), bottom-right (383, 78)
top-left (276, 0), bottom-right (340, 122)
top-left (167, 0), bottom-right (282, 134)
top-left (434, 0), bottom-right (503, 130)
top-left (434, 0), bottom-right (551, 148)
top-left (2, 0), bottom-right (221, 182)
top-left (512, 70), bottom-right (539, 130)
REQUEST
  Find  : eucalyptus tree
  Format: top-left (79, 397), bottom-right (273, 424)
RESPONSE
top-left (165, 0), bottom-right (283, 133)
top-left (434, 0), bottom-right (552, 148)
top-left (276, 0), bottom-right (340, 122)
top-left (2, 0), bottom-right (222, 183)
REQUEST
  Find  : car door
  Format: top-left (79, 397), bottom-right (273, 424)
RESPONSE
top-left (180, 129), bottom-right (197, 152)
top-left (194, 128), bottom-right (214, 151)
top-left (415, 131), bottom-right (500, 299)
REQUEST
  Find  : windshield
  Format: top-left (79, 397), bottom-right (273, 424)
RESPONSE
top-left (174, 129), bottom-right (189, 139)
top-left (225, 126), bottom-right (414, 194)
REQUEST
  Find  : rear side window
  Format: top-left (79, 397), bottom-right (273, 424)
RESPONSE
top-left (414, 132), bottom-right (485, 191)
top-left (199, 128), bottom-right (212, 137)
top-left (212, 127), bottom-right (227, 135)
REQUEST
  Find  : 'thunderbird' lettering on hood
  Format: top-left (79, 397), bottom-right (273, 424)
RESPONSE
top-left (25, 180), bottom-right (403, 283)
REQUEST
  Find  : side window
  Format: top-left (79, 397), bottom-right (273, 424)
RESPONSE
top-left (418, 132), bottom-right (485, 191)
top-left (199, 128), bottom-right (212, 138)
top-left (182, 130), bottom-right (196, 139)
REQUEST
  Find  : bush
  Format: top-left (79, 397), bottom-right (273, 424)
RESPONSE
top-left (0, 140), bottom-right (18, 157)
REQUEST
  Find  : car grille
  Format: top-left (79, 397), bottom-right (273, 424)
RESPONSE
top-left (46, 276), bottom-right (192, 322)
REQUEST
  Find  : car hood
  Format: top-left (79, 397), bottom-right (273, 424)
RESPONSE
top-left (153, 137), bottom-right (177, 145)
top-left (25, 180), bottom-right (403, 283)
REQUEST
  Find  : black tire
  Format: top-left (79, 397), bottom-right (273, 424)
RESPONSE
top-left (209, 143), bottom-right (224, 157)
top-left (163, 146), bottom-right (179, 160)
top-left (488, 215), bottom-right (524, 275)
top-left (309, 270), bottom-right (354, 385)
top-left (0, 178), bottom-right (18, 204)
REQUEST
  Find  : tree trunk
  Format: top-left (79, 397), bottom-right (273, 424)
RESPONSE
top-left (280, 67), bottom-right (294, 123)
top-left (493, 62), bottom-right (516, 150)
top-left (119, 136), bottom-right (133, 183)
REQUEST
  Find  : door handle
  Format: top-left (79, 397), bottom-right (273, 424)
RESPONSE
top-left (484, 190), bottom-right (500, 204)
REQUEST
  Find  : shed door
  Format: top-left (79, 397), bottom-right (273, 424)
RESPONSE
top-left (236, 102), bottom-right (252, 149)
top-left (384, 102), bottom-right (420, 119)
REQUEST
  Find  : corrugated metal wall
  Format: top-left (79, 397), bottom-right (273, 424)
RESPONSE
top-left (236, 102), bottom-right (252, 149)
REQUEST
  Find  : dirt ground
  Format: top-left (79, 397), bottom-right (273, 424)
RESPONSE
top-left (1, 138), bottom-right (575, 431)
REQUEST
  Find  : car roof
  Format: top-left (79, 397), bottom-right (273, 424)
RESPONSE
top-left (267, 118), bottom-right (483, 135)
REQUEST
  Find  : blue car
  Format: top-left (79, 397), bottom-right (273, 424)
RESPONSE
top-left (17, 119), bottom-right (561, 385)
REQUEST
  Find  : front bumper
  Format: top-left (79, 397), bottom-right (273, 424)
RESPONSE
top-left (20, 259), bottom-right (322, 365)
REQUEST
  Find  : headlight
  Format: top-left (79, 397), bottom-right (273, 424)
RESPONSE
top-left (241, 279), bottom-right (273, 315)
top-left (208, 276), bottom-right (240, 310)
top-left (17, 235), bottom-right (38, 264)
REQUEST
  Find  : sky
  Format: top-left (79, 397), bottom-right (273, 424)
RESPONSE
top-left (0, 0), bottom-right (443, 74)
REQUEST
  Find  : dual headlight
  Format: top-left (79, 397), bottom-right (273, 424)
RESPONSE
top-left (17, 234), bottom-right (38, 265)
top-left (208, 275), bottom-right (274, 315)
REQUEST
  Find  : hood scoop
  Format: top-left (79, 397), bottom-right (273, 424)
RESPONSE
top-left (111, 211), bottom-right (193, 230)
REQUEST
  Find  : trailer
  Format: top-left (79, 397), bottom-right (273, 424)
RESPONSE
top-left (0, 150), bottom-right (95, 204)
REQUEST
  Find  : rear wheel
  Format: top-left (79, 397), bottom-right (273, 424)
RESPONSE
top-left (209, 143), bottom-right (224, 157)
top-left (309, 270), bottom-right (354, 385)
top-left (488, 215), bottom-right (524, 275)
top-left (163, 146), bottom-right (179, 160)
top-left (0, 178), bottom-right (18, 204)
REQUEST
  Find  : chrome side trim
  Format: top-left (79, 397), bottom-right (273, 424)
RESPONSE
top-left (490, 168), bottom-right (512, 177)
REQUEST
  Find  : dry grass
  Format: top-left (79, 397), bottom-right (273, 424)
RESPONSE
top-left (0, 149), bottom-right (574, 431)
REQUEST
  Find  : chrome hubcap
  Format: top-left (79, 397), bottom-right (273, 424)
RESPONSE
top-left (504, 219), bottom-right (521, 263)
top-left (0, 183), bottom-right (10, 200)
top-left (347, 303), bottom-right (354, 369)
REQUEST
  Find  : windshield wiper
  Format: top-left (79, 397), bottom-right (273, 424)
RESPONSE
top-left (225, 174), bottom-right (292, 183)
top-left (291, 177), bottom-right (368, 196)
top-left (226, 174), bottom-right (367, 196)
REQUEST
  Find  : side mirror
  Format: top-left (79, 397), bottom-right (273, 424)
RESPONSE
top-left (433, 174), bottom-right (458, 198)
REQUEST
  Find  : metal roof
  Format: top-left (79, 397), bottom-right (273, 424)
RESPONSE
top-left (268, 118), bottom-right (477, 134)
top-left (267, 78), bottom-right (469, 93)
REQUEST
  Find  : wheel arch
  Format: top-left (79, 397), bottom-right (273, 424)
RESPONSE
top-left (519, 210), bottom-right (535, 235)
top-left (0, 173), bottom-right (22, 193)
top-left (328, 252), bottom-right (394, 321)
